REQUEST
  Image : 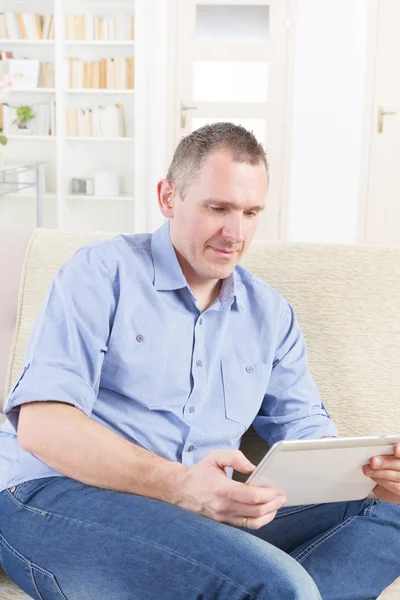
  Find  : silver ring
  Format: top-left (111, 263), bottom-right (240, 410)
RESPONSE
top-left (242, 516), bottom-right (248, 528)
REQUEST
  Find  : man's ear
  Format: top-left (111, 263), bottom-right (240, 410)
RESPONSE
top-left (157, 179), bottom-right (175, 218)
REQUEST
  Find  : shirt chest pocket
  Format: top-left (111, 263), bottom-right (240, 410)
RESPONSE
top-left (104, 326), bottom-right (168, 408)
top-left (221, 359), bottom-right (272, 431)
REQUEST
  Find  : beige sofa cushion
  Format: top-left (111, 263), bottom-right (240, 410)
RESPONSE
top-left (0, 227), bottom-right (33, 412)
top-left (240, 241), bottom-right (400, 438)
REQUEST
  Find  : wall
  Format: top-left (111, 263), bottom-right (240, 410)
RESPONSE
top-left (287, 0), bottom-right (368, 243)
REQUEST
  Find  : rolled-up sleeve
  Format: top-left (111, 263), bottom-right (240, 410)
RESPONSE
top-left (253, 300), bottom-right (338, 444)
top-left (4, 246), bottom-right (116, 433)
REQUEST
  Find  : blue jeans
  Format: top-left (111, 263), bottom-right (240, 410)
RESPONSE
top-left (0, 476), bottom-right (398, 600)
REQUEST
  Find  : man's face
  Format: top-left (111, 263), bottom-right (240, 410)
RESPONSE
top-left (168, 150), bottom-right (268, 284)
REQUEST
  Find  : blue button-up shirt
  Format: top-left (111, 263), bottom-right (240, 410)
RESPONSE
top-left (0, 221), bottom-right (337, 491)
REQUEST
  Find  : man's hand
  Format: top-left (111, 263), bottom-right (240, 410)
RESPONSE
top-left (362, 443), bottom-right (400, 503)
top-left (176, 450), bottom-right (286, 529)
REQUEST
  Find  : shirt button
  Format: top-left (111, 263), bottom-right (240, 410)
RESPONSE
top-left (245, 366), bottom-right (253, 373)
top-left (188, 445), bottom-right (195, 452)
top-left (189, 406), bottom-right (195, 413)
top-left (136, 334), bottom-right (144, 343)
top-left (199, 318), bottom-right (203, 325)
top-left (10, 487), bottom-right (16, 493)
top-left (196, 360), bottom-right (202, 367)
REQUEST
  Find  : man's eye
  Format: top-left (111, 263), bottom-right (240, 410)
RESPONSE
top-left (210, 206), bottom-right (225, 212)
top-left (244, 211), bottom-right (257, 217)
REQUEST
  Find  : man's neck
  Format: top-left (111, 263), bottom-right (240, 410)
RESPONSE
top-left (192, 280), bottom-right (222, 313)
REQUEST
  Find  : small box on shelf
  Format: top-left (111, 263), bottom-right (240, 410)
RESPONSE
top-left (94, 172), bottom-right (119, 197)
top-left (71, 178), bottom-right (94, 195)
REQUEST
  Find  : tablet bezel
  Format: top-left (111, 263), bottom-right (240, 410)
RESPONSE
top-left (245, 433), bottom-right (400, 486)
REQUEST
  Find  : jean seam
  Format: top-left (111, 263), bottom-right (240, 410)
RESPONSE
top-left (5, 489), bottom-right (47, 517)
top-left (29, 563), bottom-right (44, 600)
top-left (0, 532), bottom-right (33, 570)
top-left (295, 516), bottom-right (357, 564)
top-left (13, 481), bottom-right (31, 496)
top-left (0, 532), bottom-right (70, 600)
top-left (363, 499), bottom-right (381, 518)
top-left (30, 563), bottom-right (68, 600)
top-left (275, 505), bottom-right (319, 519)
top-left (2, 496), bottom-right (258, 599)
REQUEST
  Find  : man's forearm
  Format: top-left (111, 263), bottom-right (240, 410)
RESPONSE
top-left (18, 401), bottom-right (187, 504)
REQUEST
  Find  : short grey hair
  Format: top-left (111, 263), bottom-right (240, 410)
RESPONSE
top-left (166, 122), bottom-right (269, 198)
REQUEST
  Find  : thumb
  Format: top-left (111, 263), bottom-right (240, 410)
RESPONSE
top-left (208, 450), bottom-right (256, 474)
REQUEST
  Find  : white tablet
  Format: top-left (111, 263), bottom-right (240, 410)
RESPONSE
top-left (245, 434), bottom-right (400, 506)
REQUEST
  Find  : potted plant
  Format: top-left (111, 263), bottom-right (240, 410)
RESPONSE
top-left (12, 105), bottom-right (35, 134)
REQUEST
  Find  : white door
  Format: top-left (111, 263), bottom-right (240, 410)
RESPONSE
top-left (173, 0), bottom-right (291, 240)
top-left (362, 0), bottom-right (400, 245)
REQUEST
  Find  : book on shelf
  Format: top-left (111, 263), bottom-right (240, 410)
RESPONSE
top-left (0, 13), bottom-right (54, 40)
top-left (1, 102), bottom-right (56, 136)
top-left (0, 52), bottom-right (55, 89)
top-left (38, 62), bottom-right (55, 88)
top-left (65, 14), bottom-right (134, 41)
top-left (65, 104), bottom-right (125, 138)
top-left (68, 57), bottom-right (134, 89)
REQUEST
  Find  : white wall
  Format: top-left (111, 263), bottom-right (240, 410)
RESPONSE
top-left (287, 0), bottom-right (368, 243)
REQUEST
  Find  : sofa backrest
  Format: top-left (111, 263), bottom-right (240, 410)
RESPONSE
top-left (0, 227), bottom-right (34, 410)
top-left (3, 229), bottom-right (400, 438)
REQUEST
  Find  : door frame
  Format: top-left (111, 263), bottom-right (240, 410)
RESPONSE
top-left (357, 0), bottom-right (380, 244)
top-left (166, 0), bottom-right (297, 241)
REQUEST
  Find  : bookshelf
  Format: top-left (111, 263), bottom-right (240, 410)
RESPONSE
top-left (0, 39), bottom-right (55, 45)
top-left (66, 89), bottom-right (135, 94)
top-left (0, 0), bottom-right (147, 232)
top-left (65, 41), bottom-right (135, 47)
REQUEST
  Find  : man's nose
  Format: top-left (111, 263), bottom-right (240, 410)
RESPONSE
top-left (221, 214), bottom-right (244, 244)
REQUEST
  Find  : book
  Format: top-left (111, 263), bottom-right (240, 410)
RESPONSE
top-left (68, 57), bottom-right (134, 89)
top-left (65, 103), bottom-right (125, 138)
top-left (65, 13), bottom-right (134, 41)
top-left (0, 12), bottom-right (51, 40)
top-left (15, 14), bottom-right (27, 39)
top-left (38, 62), bottom-right (55, 88)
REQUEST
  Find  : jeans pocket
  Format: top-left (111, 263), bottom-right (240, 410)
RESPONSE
top-left (31, 564), bottom-right (67, 600)
top-left (11, 477), bottom-right (59, 507)
top-left (0, 531), bottom-right (66, 600)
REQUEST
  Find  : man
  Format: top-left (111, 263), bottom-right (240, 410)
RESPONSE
top-left (0, 123), bottom-right (399, 600)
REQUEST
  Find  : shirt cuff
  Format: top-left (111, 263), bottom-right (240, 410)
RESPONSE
top-left (283, 419), bottom-right (339, 441)
top-left (5, 364), bottom-right (96, 433)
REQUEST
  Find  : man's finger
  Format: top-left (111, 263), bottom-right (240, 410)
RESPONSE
top-left (229, 495), bottom-right (286, 518)
top-left (371, 482), bottom-right (400, 503)
top-left (363, 467), bottom-right (400, 483)
top-left (223, 480), bottom-right (281, 505)
top-left (368, 455), bottom-right (400, 470)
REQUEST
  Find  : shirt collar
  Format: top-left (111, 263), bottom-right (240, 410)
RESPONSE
top-left (151, 221), bottom-right (187, 291)
top-left (151, 220), bottom-right (245, 309)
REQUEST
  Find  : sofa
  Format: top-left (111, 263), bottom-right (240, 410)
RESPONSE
top-left (0, 226), bottom-right (399, 599)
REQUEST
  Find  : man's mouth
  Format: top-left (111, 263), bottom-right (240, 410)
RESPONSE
top-left (209, 246), bottom-right (237, 258)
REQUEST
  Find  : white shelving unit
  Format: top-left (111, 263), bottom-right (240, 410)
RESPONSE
top-left (65, 88), bottom-right (135, 94)
top-left (0, 0), bottom-right (150, 232)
